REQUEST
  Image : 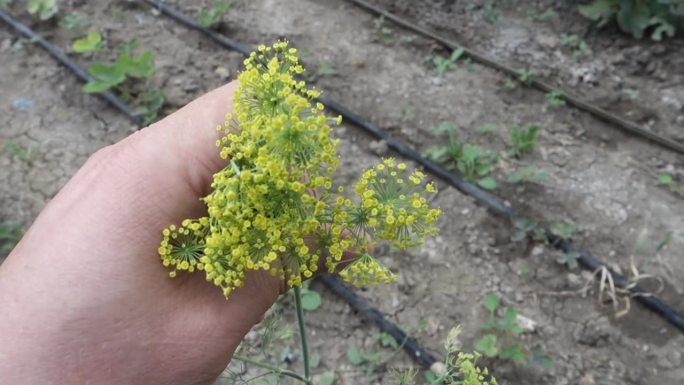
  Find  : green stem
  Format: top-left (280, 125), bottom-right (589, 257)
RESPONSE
top-left (232, 354), bottom-right (311, 384)
top-left (293, 286), bottom-right (311, 380)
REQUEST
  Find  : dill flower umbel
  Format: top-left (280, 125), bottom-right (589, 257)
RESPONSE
top-left (159, 41), bottom-right (441, 297)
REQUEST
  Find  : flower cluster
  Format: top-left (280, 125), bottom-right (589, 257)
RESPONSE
top-left (159, 41), bottom-right (441, 297)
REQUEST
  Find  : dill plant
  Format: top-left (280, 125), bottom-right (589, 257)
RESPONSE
top-left (157, 41), bottom-right (441, 383)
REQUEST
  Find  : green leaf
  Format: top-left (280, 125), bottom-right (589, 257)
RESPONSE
top-left (376, 332), bottom-right (399, 349)
top-left (346, 347), bottom-right (363, 365)
top-left (449, 46), bottom-right (465, 62)
top-left (579, 0), bottom-right (618, 25)
top-left (530, 345), bottom-right (554, 368)
top-left (300, 289), bottom-right (321, 311)
top-left (117, 51), bottom-right (155, 78)
top-left (82, 80), bottom-right (117, 93)
top-left (473, 334), bottom-right (498, 357)
top-left (616, 0), bottom-right (652, 39)
top-left (499, 344), bottom-right (527, 363)
top-left (557, 251), bottom-right (581, 269)
top-left (72, 31), bottom-right (102, 53)
top-left (477, 177), bottom-right (497, 190)
top-left (27, 0), bottom-right (58, 20)
top-left (483, 292), bottom-right (500, 313)
top-left (319, 371), bottom-right (336, 385)
top-left (88, 62), bottom-right (126, 84)
top-left (658, 173), bottom-right (673, 185)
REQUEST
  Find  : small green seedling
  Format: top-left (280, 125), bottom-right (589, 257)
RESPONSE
top-left (432, 47), bottom-right (465, 76)
top-left (5, 142), bottom-right (39, 165)
top-left (507, 164), bottom-right (547, 191)
top-left (516, 68), bottom-right (536, 86)
top-left (476, 123), bottom-right (499, 135)
top-left (197, 0), bottom-right (233, 29)
top-left (59, 13), bottom-right (89, 30)
top-left (0, 223), bottom-right (23, 255)
top-left (482, 0), bottom-right (499, 23)
top-left (72, 31), bottom-right (102, 53)
top-left (545, 89), bottom-right (566, 108)
top-left (132, 89), bottom-right (165, 125)
top-left (372, 16), bottom-right (394, 44)
top-left (83, 40), bottom-right (154, 93)
top-left (511, 217), bottom-right (546, 242)
top-left (658, 173), bottom-right (684, 196)
top-left (298, 283), bottom-right (322, 311)
top-left (27, 0), bottom-right (57, 20)
top-left (473, 293), bottom-right (552, 367)
top-left (508, 124), bottom-right (539, 158)
top-left (556, 251), bottom-right (581, 269)
top-left (560, 34), bottom-right (591, 58)
top-left (425, 123), bottom-right (498, 189)
top-left (551, 222), bottom-right (574, 240)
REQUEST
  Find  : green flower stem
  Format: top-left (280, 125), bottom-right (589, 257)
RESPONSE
top-left (232, 354), bottom-right (311, 384)
top-left (293, 286), bottom-right (311, 380)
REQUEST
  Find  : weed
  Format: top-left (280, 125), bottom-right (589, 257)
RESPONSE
top-left (559, 34), bottom-right (592, 58)
top-left (59, 13), bottom-right (89, 30)
top-left (432, 47), bottom-right (465, 76)
top-left (5, 142), bottom-right (39, 165)
top-left (551, 222), bottom-right (575, 240)
top-left (197, 0), bottom-right (233, 29)
top-left (482, 0), bottom-right (499, 23)
top-left (132, 89), bottom-right (165, 125)
top-left (0, 223), bottom-right (23, 255)
top-left (508, 123), bottom-right (539, 158)
top-left (477, 123), bottom-right (498, 135)
top-left (545, 89), bottom-right (566, 108)
top-left (503, 77), bottom-right (517, 90)
top-left (72, 31), bottom-right (102, 54)
top-left (27, 0), bottom-right (57, 20)
top-left (511, 217), bottom-right (546, 242)
top-left (516, 68), bottom-right (536, 86)
top-left (580, 0), bottom-right (684, 40)
top-left (658, 173), bottom-right (684, 196)
top-left (373, 16), bottom-right (395, 44)
top-left (473, 293), bottom-right (552, 366)
top-left (425, 122), bottom-right (498, 189)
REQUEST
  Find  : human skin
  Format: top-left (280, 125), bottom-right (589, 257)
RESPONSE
top-left (0, 81), bottom-right (300, 384)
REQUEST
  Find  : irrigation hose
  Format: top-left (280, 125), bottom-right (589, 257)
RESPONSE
top-left (0, 10), bottom-right (144, 127)
top-left (342, 0), bottom-right (684, 156)
top-left (317, 275), bottom-right (439, 369)
top-left (141, 0), bottom-right (684, 334)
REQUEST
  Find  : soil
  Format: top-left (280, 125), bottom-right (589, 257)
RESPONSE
top-left (1, 0), bottom-right (684, 384)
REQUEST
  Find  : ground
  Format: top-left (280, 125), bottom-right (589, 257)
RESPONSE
top-left (1, 0), bottom-right (683, 384)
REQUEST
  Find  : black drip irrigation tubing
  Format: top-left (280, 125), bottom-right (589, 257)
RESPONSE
top-left (318, 275), bottom-right (438, 369)
top-left (0, 10), bottom-right (144, 127)
top-left (142, 0), bottom-right (684, 334)
top-left (342, 0), bottom-right (684, 156)
top-left (1, 3), bottom-right (445, 372)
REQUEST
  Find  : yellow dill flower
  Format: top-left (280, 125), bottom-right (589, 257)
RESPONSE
top-left (158, 42), bottom-right (441, 298)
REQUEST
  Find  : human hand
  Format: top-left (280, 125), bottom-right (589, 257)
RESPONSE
top-left (0, 81), bottom-right (286, 385)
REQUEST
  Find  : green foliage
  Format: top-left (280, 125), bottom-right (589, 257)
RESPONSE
top-left (658, 173), bottom-right (684, 196)
top-left (433, 47), bottom-right (465, 76)
top-left (556, 251), bottom-right (581, 269)
top-left (27, 0), bottom-right (57, 20)
top-left (516, 68), bottom-right (536, 85)
top-left (559, 34), bottom-right (592, 58)
top-left (319, 370), bottom-right (336, 385)
top-left (374, 332), bottom-right (399, 349)
top-left (511, 217), bottom-right (546, 242)
top-left (508, 123), bottom-right (539, 158)
top-left (550, 221), bottom-right (575, 240)
top-left (425, 122), bottom-right (498, 189)
top-left (531, 9), bottom-right (558, 21)
top-left (59, 13), bottom-right (89, 30)
top-left (579, 0), bottom-right (684, 40)
top-left (5, 142), bottom-right (38, 165)
top-left (197, 0), bottom-right (233, 28)
top-left (0, 0), bottom-right (12, 8)
top-left (472, 293), bottom-right (551, 366)
top-left (72, 31), bottom-right (102, 54)
top-left (83, 40), bottom-right (154, 93)
top-left (545, 89), bottom-right (566, 108)
top-left (507, 164), bottom-right (547, 192)
top-left (0, 223), bottom-right (23, 255)
top-left (133, 89), bottom-right (165, 125)
top-left (373, 16), bottom-right (395, 44)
